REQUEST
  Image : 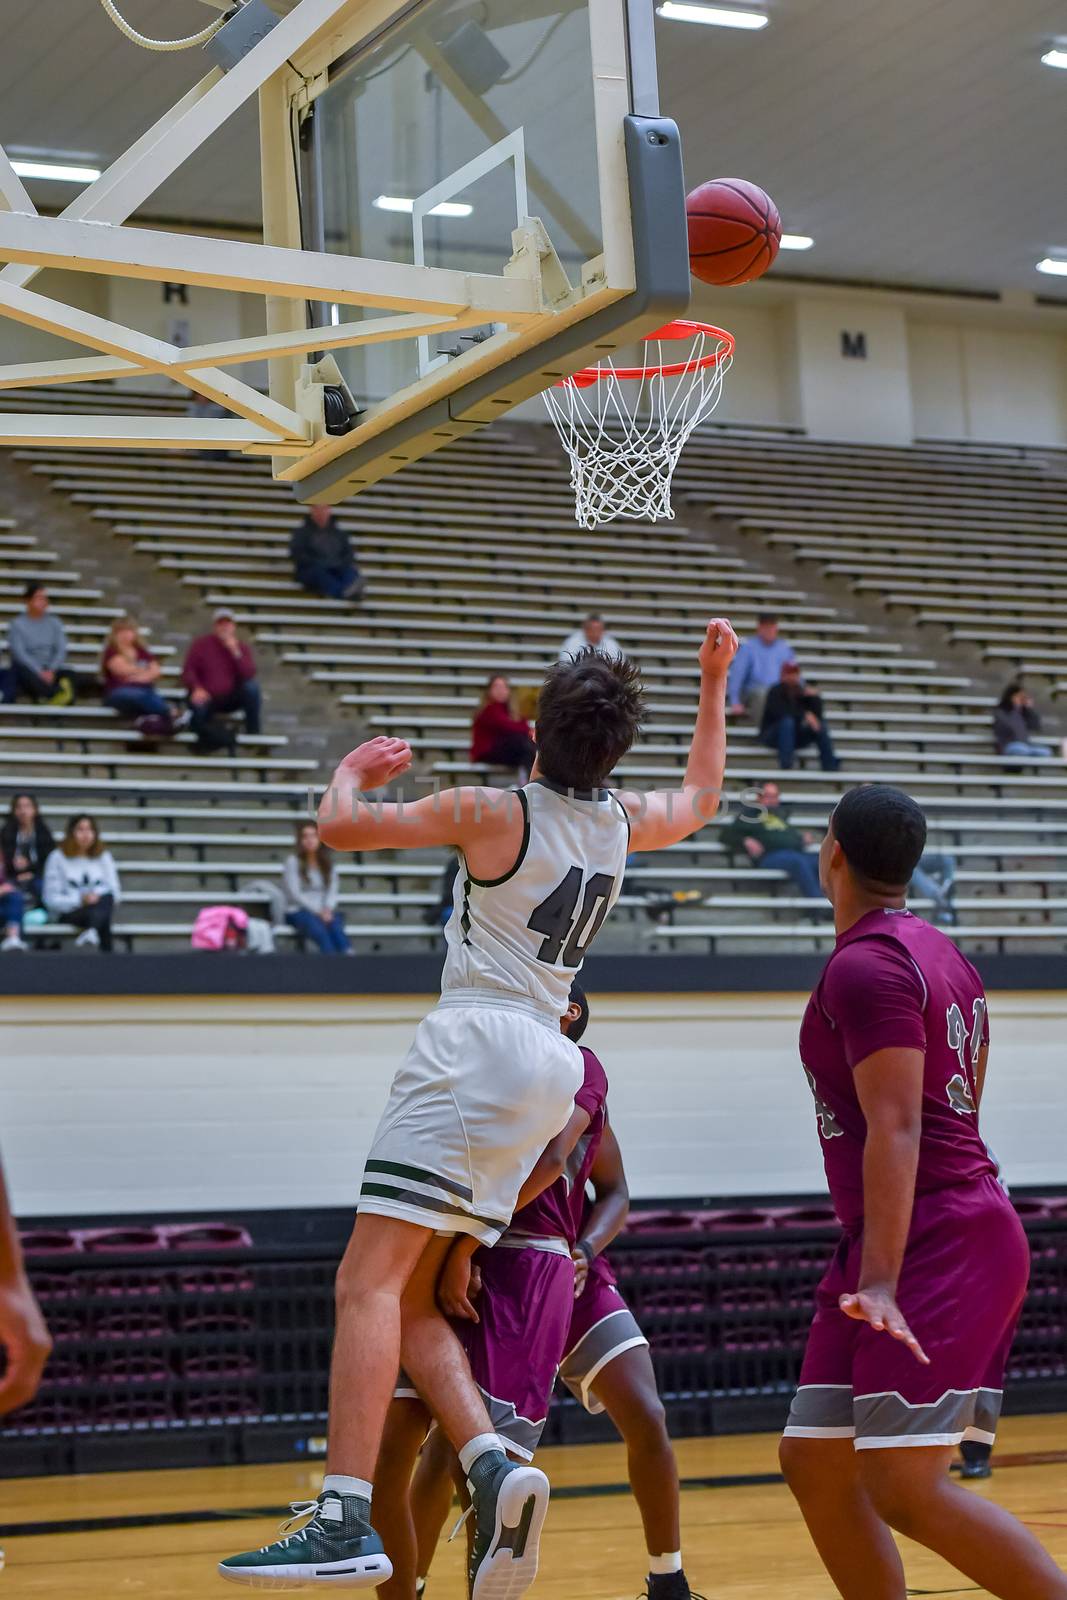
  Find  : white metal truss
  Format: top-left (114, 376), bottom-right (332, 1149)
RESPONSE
top-left (0, 0), bottom-right (635, 472)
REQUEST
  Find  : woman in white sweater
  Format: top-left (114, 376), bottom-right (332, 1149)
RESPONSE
top-left (43, 815), bottom-right (122, 952)
top-left (282, 822), bottom-right (352, 954)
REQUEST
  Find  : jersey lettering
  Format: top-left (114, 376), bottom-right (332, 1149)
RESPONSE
top-left (528, 868), bottom-right (617, 968)
top-left (945, 998), bottom-right (985, 1116)
top-left (804, 1067), bottom-right (843, 1140)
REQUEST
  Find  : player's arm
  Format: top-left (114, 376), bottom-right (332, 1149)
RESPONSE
top-left (317, 737), bottom-right (517, 857)
top-left (0, 1153), bottom-right (52, 1414)
top-left (572, 1122), bottom-right (630, 1293)
top-left (619, 619), bottom-right (738, 852)
top-left (513, 1103), bottom-right (593, 1213)
top-left (844, 1047), bottom-right (929, 1365)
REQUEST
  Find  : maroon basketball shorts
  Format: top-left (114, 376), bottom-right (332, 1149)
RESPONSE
top-left (559, 1255), bottom-right (649, 1414)
top-left (784, 1174), bottom-right (1030, 1450)
top-left (454, 1238), bottom-right (576, 1460)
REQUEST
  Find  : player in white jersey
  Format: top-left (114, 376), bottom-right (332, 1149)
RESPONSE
top-left (220, 620), bottom-right (738, 1598)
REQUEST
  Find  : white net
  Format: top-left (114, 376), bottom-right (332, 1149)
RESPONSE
top-left (543, 323), bottom-right (733, 529)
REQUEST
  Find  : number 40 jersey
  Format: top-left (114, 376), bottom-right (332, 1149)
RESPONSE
top-left (442, 777), bottom-right (631, 1014)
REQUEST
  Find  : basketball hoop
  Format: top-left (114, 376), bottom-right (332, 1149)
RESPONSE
top-left (543, 320), bottom-right (735, 529)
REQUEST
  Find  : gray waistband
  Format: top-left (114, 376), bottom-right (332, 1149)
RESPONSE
top-left (437, 986), bottom-right (562, 1027)
top-left (497, 1234), bottom-right (572, 1257)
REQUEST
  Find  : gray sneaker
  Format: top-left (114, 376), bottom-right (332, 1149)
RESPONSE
top-left (218, 1490), bottom-right (392, 1588)
top-left (466, 1450), bottom-right (550, 1600)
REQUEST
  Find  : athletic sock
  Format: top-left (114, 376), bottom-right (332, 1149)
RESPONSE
top-left (648, 1552), bottom-right (683, 1575)
top-left (458, 1434), bottom-right (507, 1476)
top-left (322, 1473), bottom-right (373, 1502)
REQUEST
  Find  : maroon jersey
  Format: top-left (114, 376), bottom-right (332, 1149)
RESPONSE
top-left (800, 908), bottom-right (996, 1228)
top-left (508, 1046), bottom-right (608, 1245)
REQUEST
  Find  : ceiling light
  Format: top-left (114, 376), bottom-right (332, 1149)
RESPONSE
top-left (779, 233), bottom-right (814, 251)
top-left (1037, 257), bottom-right (1067, 276)
top-left (1041, 47), bottom-right (1067, 68)
top-left (373, 195), bottom-right (473, 218)
top-left (10, 158), bottom-right (101, 183)
top-left (656, 3), bottom-right (769, 29)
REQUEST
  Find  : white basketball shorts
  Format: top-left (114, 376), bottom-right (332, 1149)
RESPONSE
top-left (357, 988), bottom-right (584, 1244)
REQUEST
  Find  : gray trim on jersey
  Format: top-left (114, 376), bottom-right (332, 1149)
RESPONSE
top-left (472, 1384), bottom-right (546, 1461)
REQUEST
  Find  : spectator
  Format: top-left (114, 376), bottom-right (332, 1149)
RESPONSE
top-left (993, 682), bottom-right (1052, 759)
top-left (7, 583), bottom-right (74, 705)
top-left (283, 822), bottom-right (352, 954)
top-left (182, 608), bottom-right (261, 750)
top-left (43, 814), bottom-right (121, 952)
top-left (290, 505), bottom-right (363, 600)
top-left (559, 613), bottom-right (624, 662)
top-left (100, 616), bottom-right (182, 733)
top-left (0, 857), bottom-right (26, 952)
top-left (470, 674), bottom-right (536, 779)
top-left (1, 794), bottom-right (55, 908)
top-left (910, 851), bottom-right (957, 927)
top-left (760, 661), bottom-right (840, 772)
top-left (727, 613), bottom-right (796, 722)
top-left (721, 780), bottom-right (822, 900)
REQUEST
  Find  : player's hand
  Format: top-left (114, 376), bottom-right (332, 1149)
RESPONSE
top-left (571, 1247), bottom-right (590, 1298)
top-left (839, 1287), bottom-right (930, 1366)
top-left (698, 618), bottom-right (738, 679)
top-left (0, 1274), bottom-right (52, 1416)
top-left (437, 1254), bottom-right (481, 1323)
top-left (337, 736), bottom-right (412, 791)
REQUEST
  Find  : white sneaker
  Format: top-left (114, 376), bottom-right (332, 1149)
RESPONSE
top-left (0, 934), bottom-right (27, 952)
top-left (74, 928), bottom-right (101, 950)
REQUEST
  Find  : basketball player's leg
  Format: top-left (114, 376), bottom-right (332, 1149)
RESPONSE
top-left (397, 1233), bottom-right (499, 1451)
top-left (777, 1436), bottom-right (906, 1600)
top-left (375, 1398), bottom-right (433, 1600)
top-left (857, 1444), bottom-right (1067, 1600)
top-left (410, 1427), bottom-right (463, 1590)
top-left (589, 1345), bottom-right (681, 1560)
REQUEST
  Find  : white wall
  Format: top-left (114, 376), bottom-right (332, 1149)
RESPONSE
top-left (3, 991), bottom-right (1065, 1219)
top-left (6, 265), bottom-right (1067, 450)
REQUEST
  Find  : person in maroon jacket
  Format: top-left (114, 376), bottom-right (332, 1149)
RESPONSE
top-left (469, 674), bottom-right (536, 777)
top-left (181, 607), bottom-right (262, 746)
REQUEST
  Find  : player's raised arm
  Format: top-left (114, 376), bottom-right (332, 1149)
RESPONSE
top-left (317, 736), bottom-right (522, 864)
top-left (620, 619), bottom-right (738, 852)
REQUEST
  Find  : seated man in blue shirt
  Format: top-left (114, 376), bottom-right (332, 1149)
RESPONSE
top-left (726, 614), bottom-right (795, 723)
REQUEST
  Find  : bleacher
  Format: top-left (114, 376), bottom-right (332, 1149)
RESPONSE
top-left (4, 387), bottom-right (1065, 953)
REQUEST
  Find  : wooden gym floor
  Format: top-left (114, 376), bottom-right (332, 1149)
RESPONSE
top-left (3, 1413), bottom-right (1066, 1598)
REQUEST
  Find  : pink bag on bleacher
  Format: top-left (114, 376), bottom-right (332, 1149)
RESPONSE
top-left (191, 905), bottom-right (248, 951)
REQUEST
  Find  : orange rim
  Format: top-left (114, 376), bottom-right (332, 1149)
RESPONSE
top-left (560, 320), bottom-right (735, 388)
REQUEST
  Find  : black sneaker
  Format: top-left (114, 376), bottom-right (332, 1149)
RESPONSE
top-left (645, 1572), bottom-right (706, 1600)
top-left (218, 1490), bottom-right (392, 1588)
top-left (466, 1449), bottom-right (550, 1600)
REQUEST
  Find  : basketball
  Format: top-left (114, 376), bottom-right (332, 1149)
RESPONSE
top-left (686, 178), bottom-right (783, 287)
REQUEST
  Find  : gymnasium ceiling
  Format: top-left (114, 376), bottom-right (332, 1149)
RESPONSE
top-left (3, 0), bottom-right (1067, 297)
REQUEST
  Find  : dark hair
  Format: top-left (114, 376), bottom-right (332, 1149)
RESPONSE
top-left (535, 650), bottom-right (644, 791)
top-left (61, 813), bottom-right (104, 859)
top-left (295, 820), bottom-right (335, 888)
top-left (6, 792), bottom-right (40, 824)
top-left (998, 680), bottom-right (1024, 711)
top-left (757, 612), bottom-right (778, 626)
top-left (23, 580), bottom-right (47, 601)
top-left (830, 785), bottom-right (927, 891)
top-left (565, 982), bottom-right (590, 1043)
top-left (584, 612), bottom-right (603, 624)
